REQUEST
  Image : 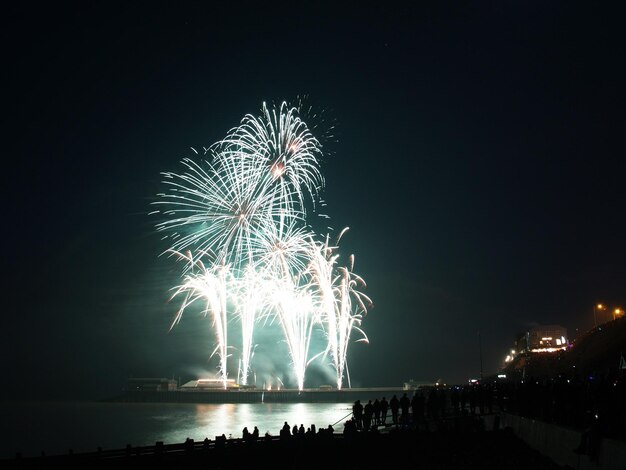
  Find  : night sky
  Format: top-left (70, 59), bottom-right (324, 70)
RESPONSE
top-left (3, 2), bottom-right (625, 401)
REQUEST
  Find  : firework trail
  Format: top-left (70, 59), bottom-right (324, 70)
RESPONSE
top-left (231, 265), bottom-right (262, 386)
top-left (308, 229), bottom-right (371, 389)
top-left (153, 101), bottom-right (371, 390)
top-left (167, 250), bottom-right (231, 390)
top-left (262, 276), bottom-right (321, 391)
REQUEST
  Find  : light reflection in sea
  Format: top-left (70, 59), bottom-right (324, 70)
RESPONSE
top-left (0, 401), bottom-right (355, 460)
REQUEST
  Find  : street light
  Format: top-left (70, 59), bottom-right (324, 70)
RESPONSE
top-left (614, 308), bottom-right (623, 320)
top-left (594, 303), bottom-right (606, 328)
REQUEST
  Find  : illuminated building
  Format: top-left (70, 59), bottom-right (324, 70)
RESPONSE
top-left (513, 324), bottom-right (568, 353)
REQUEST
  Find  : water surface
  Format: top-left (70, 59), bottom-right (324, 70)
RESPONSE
top-left (0, 400), bottom-right (354, 460)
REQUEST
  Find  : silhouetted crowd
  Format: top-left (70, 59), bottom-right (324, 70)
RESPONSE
top-left (277, 421), bottom-right (335, 440)
top-left (343, 371), bottom-right (626, 442)
top-left (500, 371), bottom-right (626, 440)
top-left (346, 385), bottom-right (496, 432)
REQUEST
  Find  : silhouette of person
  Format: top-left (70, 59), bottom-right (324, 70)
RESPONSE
top-left (363, 400), bottom-right (374, 430)
top-left (380, 396), bottom-right (389, 424)
top-left (184, 437), bottom-right (194, 453)
top-left (390, 394), bottom-right (400, 425)
top-left (252, 426), bottom-right (259, 441)
top-left (485, 384), bottom-right (494, 414)
top-left (451, 387), bottom-right (460, 415)
top-left (438, 387), bottom-right (447, 417)
top-left (469, 385), bottom-right (477, 415)
top-left (400, 393), bottom-right (410, 424)
top-left (353, 399), bottom-right (364, 429)
top-left (343, 418), bottom-right (357, 439)
top-left (373, 398), bottom-right (381, 425)
top-left (461, 386), bottom-right (469, 415)
top-left (281, 421), bottom-right (290, 439)
top-left (411, 392), bottom-right (421, 427)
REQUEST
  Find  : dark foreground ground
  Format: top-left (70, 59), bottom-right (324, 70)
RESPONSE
top-left (2, 425), bottom-right (566, 470)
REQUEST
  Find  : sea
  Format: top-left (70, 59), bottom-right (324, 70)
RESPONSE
top-left (0, 400), bottom-right (355, 460)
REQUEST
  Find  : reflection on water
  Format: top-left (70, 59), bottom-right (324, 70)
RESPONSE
top-left (190, 402), bottom-right (352, 439)
top-left (0, 401), bottom-right (354, 459)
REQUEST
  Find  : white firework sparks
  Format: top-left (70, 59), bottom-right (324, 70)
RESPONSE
top-left (167, 250), bottom-right (232, 390)
top-left (153, 101), bottom-right (371, 390)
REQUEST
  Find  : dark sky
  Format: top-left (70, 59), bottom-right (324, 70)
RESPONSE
top-left (3, 1), bottom-right (625, 400)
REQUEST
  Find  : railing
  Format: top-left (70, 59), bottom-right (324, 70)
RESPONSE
top-left (4, 433), bottom-right (344, 466)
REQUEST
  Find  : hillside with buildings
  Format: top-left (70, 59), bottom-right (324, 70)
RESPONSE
top-left (499, 316), bottom-right (626, 381)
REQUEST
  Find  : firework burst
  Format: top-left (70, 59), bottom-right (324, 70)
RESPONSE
top-left (153, 101), bottom-right (371, 390)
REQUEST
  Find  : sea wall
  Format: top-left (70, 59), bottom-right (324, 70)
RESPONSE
top-left (500, 412), bottom-right (626, 470)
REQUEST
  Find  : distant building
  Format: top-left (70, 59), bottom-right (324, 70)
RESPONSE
top-left (511, 325), bottom-right (569, 353)
top-left (527, 324), bottom-right (568, 352)
top-left (504, 324), bottom-right (569, 365)
top-left (126, 377), bottom-right (178, 391)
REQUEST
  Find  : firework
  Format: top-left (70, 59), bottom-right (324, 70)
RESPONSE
top-left (307, 229), bottom-right (371, 389)
top-left (153, 101), bottom-right (371, 390)
top-left (167, 250), bottom-right (231, 390)
top-left (212, 101), bottom-right (325, 218)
